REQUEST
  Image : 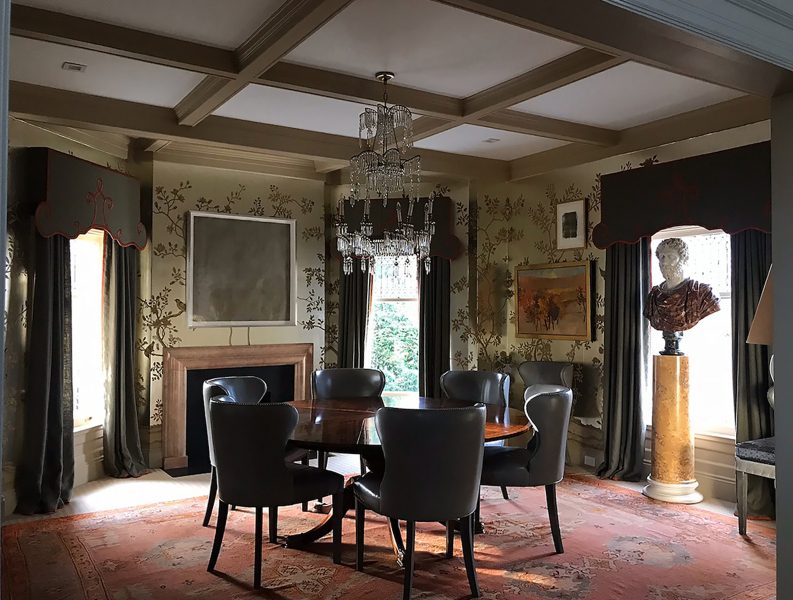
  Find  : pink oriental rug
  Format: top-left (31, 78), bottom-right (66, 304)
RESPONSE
top-left (2, 474), bottom-right (776, 599)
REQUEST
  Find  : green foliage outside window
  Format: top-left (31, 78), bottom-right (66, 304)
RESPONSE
top-left (369, 302), bottom-right (419, 392)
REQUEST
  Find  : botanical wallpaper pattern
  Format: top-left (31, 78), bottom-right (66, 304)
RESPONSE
top-left (145, 163), bottom-right (325, 426)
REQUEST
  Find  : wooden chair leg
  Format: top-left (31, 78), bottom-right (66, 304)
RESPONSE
top-left (269, 506), bottom-right (278, 544)
top-left (301, 455), bottom-right (309, 512)
top-left (254, 507), bottom-right (263, 589)
top-left (403, 521), bottom-right (416, 600)
top-left (332, 490), bottom-right (343, 564)
top-left (501, 486), bottom-right (509, 500)
top-left (317, 451), bottom-right (328, 502)
top-left (355, 498), bottom-right (365, 571)
top-left (207, 501), bottom-right (228, 572)
top-left (360, 455), bottom-right (367, 475)
top-left (738, 470), bottom-right (748, 535)
top-left (203, 467), bottom-right (217, 527)
top-left (231, 505), bottom-right (236, 511)
top-left (546, 484), bottom-right (564, 554)
top-left (445, 521), bottom-right (454, 558)
top-left (460, 514), bottom-right (480, 598)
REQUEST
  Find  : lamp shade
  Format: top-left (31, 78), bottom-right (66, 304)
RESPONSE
top-left (747, 265), bottom-right (773, 345)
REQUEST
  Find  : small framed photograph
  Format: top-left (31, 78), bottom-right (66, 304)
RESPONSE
top-left (556, 199), bottom-right (586, 249)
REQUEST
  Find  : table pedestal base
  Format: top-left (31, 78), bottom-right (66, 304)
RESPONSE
top-left (643, 476), bottom-right (704, 504)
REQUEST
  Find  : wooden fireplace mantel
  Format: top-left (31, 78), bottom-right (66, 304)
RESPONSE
top-left (161, 343), bottom-right (313, 470)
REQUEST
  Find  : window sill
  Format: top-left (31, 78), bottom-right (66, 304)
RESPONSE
top-left (74, 421), bottom-right (103, 437)
top-left (646, 424), bottom-right (735, 446)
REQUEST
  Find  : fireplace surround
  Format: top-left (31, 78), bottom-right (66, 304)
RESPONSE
top-left (161, 343), bottom-right (313, 469)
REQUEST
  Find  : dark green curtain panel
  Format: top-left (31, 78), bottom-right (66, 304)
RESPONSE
top-left (598, 238), bottom-right (650, 481)
top-left (731, 230), bottom-right (774, 517)
top-left (15, 235), bottom-right (74, 514)
top-left (419, 257), bottom-right (450, 398)
top-left (103, 236), bottom-right (147, 478)
top-left (338, 259), bottom-right (371, 368)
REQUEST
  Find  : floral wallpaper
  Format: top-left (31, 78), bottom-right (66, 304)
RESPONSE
top-left (145, 163), bottom-right (325, 426)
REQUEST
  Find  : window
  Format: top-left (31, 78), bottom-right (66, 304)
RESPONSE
top-left (365, 256), bottom-right (420, 395)
top-left (70, 230), bottom-right (106, 428)
top-left (646, 228), bottom-right (734, 436)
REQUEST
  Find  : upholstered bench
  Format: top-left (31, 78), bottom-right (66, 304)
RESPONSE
top-left (735, 436), bottom-right (775, 535)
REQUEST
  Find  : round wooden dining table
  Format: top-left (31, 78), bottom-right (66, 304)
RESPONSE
top-left (283, 395), bottom-right (531, 553)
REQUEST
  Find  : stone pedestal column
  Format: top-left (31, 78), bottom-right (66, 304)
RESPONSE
top-left (643, 354), bottom-right (703, 504)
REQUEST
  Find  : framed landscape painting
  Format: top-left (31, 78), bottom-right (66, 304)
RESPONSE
top-left (187, 211), bottom-right (296, 327)
top-left (515, 260), bottom-right (592, 341)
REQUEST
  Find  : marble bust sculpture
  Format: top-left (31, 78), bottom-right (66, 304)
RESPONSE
top-left (643, 237), bottom-right (721, 355)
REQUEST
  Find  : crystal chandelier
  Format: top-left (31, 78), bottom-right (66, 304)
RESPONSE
top-left (336, 71), bottom-right (435, 276)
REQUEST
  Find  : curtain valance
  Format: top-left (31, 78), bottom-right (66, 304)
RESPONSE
top-left (594, 142), bottom-right (771, 249)
top-left (30, 148), bottom-right (147, 249)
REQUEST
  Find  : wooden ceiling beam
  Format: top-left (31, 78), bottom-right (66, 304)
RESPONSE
top-left (508, 95), bottom-right (770, 180)
top-left (475, 110), bottom-right (619, 145)
top-left (174, 0), bottom-right (353, 126)
top-left (260, 62), bottom-right (464, 118)
top-left (10, 5), bottom-right (236, 77)
top-left (433, 0), bottom-right (793, 96)
top-left (10, 82), bottom-right (509, 180)
top-left (463, 48), bottom-right (625, 119)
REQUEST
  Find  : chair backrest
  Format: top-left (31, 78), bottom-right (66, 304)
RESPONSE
top-left (204, 376), bottom-right (267, 404)
top-left (203, 376), bottom-right (267, 466)
top-left (376, 404), bottom-right (486, 521)
top-left (312, 368), bottom-right (385, 399)
top-left (440, 370), bottom-right (510, 406)
top-left (523, 385), bottom-right (573, 486)
top-left (518, 361), bottom-right (573, 388)
top-left (209, 400), bottom-right (298, 507)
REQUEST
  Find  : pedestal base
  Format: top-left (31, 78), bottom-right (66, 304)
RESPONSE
top-left (642, 476), bottom-right (703, 504)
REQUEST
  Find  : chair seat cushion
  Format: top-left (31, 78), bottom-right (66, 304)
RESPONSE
top-left (736, 436), bottom-right (775, 465)
top-left (288, 464), bottom-right (344, 503)
top-left (352, 473), bottom-right (382, 513)
top-left (480, 446), bottom-right (533, 487)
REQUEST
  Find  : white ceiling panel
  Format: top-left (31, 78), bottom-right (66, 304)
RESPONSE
top-left (214, 84), bottom-right (367, 138)
top-left (511, 62), bottom-right (744, 130)
top-left (10, 36), bottom-right (205, 107)
top-left (285, 0), bottom-right (580, 98)
top-left (415, 124), bottom-right (567, 161)
top-left (14, 0), bottom-right (283, 49)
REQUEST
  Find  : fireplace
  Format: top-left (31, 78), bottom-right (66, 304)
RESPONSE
top-left (161, 343), bottom-right (313, 470)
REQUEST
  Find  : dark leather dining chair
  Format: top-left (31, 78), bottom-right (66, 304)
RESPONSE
top-left (207, 400), bottom-right (344, 589)
top-left (480, 384), bottom-right (573, 554)
top-left (440, 369), bottom-right (512, 499)
top-left (354, 404), bottom-right (486, 600)
top-left (518, 360), bottom-right (574, 388)
top-left (202, 376), bottom-right (309, 528)
top-left (312, 368), bottom-right (386, 475)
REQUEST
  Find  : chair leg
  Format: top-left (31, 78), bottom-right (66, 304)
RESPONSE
top-left (403, 521), bottom-right (416, 600)
top-left (231, 504), bottom-right (236, 511)
top-left (460, 514), bottom-right (480, 598)
top-left (360, 455), bottom-right (367, 475)
top-left (203, 467), bottom-right (217, 527)
top-left (546, 484), bottom-right (564, 554)
top-left (254, 507), bottom-right (263, 589)
top-left (501, 486), bottom-right (510, 500)
top-left (207, 501), bottom-right (228, 572)
top-left (355, 498), bottom-right (365, 571)
top-left (301, 455), bottom-right (310, 512)
top-left (269, 506), bottom-right (278, 544)
top-left (332, 490), bottom-right (343, 564)
top-left (317, 451), bottom-right (328, 502)
top-left (445, 521), bottom-right (454, 558)
top-left (738, 470), bottom-right (748, 536)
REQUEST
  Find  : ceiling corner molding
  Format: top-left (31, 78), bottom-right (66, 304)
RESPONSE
top-left (602, 0), bottom-right (793, 74)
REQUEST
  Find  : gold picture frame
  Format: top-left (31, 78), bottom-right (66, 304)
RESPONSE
top-left (514, 260), bottom-right (592, 341)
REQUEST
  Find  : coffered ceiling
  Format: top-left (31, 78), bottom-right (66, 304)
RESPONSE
top-left (7, 0), bottom-right (789, 181)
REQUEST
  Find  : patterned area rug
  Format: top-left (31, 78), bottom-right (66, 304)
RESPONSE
top-left (2, 474), bottom-right (775, 600)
